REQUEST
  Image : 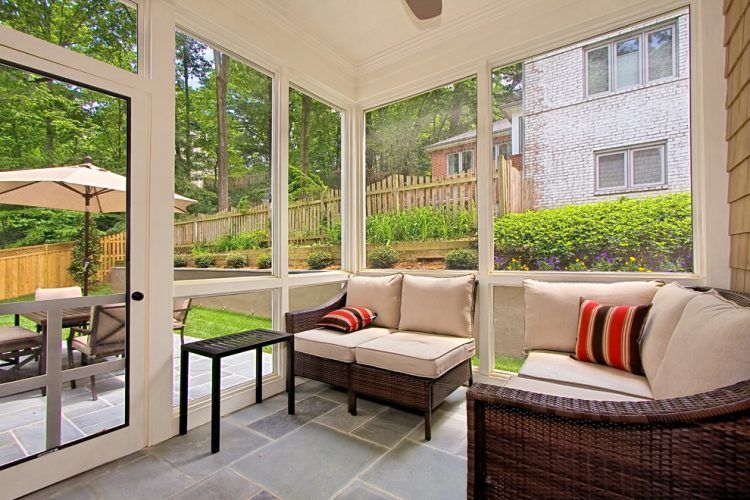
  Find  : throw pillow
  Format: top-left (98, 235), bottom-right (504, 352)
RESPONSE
top-left (572, 298), bottom-right (651, 375)
top-left (398, 274), bottom-right (475, 337)
top-left (316, 307), bottom-right (377, 333)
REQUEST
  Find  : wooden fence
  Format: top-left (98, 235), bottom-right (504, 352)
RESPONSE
top-left (174, 158), bottom-right (530, 247)
top-left (0, 233), bottom-right (127, 301)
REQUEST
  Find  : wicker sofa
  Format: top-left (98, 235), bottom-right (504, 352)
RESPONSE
top-left (285, 273), bottom-right (476, 440)
top-left (467, 281), bottom-right (750, 499)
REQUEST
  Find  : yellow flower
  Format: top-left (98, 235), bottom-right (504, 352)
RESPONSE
top-left (629, 256), bottom-right (636, 262)
top-left (646, 269), bottom-right (653, 273)
top-left (638, 267), bottom-right (644, 272)
top-left (575, 258), bottom-right (580, 262)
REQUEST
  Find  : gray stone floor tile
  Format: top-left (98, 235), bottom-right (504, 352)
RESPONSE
top-left (0, 405), bottom-right (45, 433)
top-left (435, 387), bottom-right (468, 415)
top-left (169, 468), bottom-right (261, 500)
top-left (226, 393), bottom-right (289, 426)
top-left (0, 394), bottom-right (45, 415)
top-left (0, 441), bottom-right (25, 464)
top-left (293, 379), bottom-right (329, 400)
top-left (250, 491), bottom-right (278, 500)
top-left (79, 414), bottom-right (125, 435)
top-left (231, 423), bottom-right (386, 500)
top-left (316, 405), bottom-right (376, 433)
top-left (64, 450), bottom-right (148, 484)
top-left (407, 410), bottom-right (466, 454)
top-left (352, 408), bottom-right (422, 448)
top-left (98, 386), bottom-right (125, 406)
top-left (149, 420), bottom-right (269, 481)
top-left (15, 418), bottom-right (84, 455)
top-left (316, 387), bottom-right (387, 414)
top-left (362, 440), bottom-right (467, 500)
top-left (88, 455), bottom-right (194, 500)
top-left (453, 439), bottom-right (468, 458)
top-left (22, 482), bottom-right (99, 500)
top-left (248, 396), bottom-right (338, 439)
top-left (334, 480), bottom-right (399, 500)
top-left (62, 393), bottom-right (112, 418)
top-left (69, 404), bottom-right (123, 430)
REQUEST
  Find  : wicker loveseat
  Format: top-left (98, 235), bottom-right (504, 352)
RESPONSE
top-left (285, 273), bottom-right (477, 440)
top-left (467, 282), bottom-right (750, 499)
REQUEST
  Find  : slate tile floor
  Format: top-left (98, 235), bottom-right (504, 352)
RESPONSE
top-left (0, 335), bottom-right (272, 466)
top-left (23, 379), bottom-right (470, 500)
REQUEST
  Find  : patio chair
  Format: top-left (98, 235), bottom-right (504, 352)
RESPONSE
top-left (173, 298), bottom-right (192, 344)
top-left (15, 286), bottom-right (85, 332)
top-left (0, 326), bottom-right (43, 374)
top-left (68, 303), bottom-right (126, 400)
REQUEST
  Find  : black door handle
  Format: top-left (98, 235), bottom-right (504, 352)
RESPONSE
top-left (131, 291), bottom-right (144, 301)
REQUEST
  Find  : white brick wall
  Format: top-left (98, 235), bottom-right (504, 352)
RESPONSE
top-left (523, 12), bottom-right (691, 209)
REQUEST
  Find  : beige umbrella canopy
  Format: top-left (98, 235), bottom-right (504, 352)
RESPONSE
top-left (0, 159), bottom-right (196, 293)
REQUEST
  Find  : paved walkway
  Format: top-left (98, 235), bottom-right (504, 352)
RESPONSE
top-left (0, 335), bottom-right (273, 467)
top-left (23, 379), bottom-right (470, 500)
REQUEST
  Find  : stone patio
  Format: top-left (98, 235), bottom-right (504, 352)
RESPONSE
top-left (0, 335), bottom-right (273, 467)
top-left (22, 379), bottom-right (469, 500)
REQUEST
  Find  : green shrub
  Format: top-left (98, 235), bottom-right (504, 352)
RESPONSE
top-left (174, 255), bottom-right (188, 268)
top-left (68, 226), bottom-right (102, 289)
top-left (213, 230), bottom-right (267, 252)
top-left (369, 246), bottom-right (398, 268)
top-left (193, 252), bottom-right (216, 268)
top-left (256, 253), bottom-right (272, 269)
top-left (307, 250), bottom-right (333, 270)
top-left (366, 205), bottom-right (476, 244)
top-left (493, 193), bottom-right (692, 272)
top-left (445, 248), bottom-right (478, 270)
top-left (225, 252), bottom-right (248, 268)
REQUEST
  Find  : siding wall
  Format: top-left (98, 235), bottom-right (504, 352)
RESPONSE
top-left (725, 0), bottom-right (750, 293)
top-left (523, 11), bottom-right (691, 209)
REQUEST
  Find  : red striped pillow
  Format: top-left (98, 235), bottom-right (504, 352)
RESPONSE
top-left (572, 299), bottom-right (651, 374)
top-left (316, 307), bottom-right (377, 333)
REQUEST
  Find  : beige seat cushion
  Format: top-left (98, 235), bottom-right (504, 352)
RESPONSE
top-left (0, 326), bottom-right (42, 352)
top-left (294, 327), bottom-right (394, 363)
top-left (523, 279), bottom-right (661, 353)
top-left (354, 331), bottom-right (475, 378)
top-left (519, 350), bottom-right (653, 398)
top-left (504, 376), bottom-right (647, 402)
top-left (346, 274), bottom-right (403, 328)
top-left (640, 282), bottom-right (703, 381)
top-left (650, 292), bottom-right (750, 399)
top-left (398, 274), bottom-right (475, 337)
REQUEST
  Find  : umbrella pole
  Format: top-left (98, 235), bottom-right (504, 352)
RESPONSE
top-left (83, 191), bottom-right (90, 296)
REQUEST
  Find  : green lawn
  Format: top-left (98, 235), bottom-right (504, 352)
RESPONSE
top-left (184, 306), bottom-right (272, 340)
top-left (471, 354), bottom-right (525, 373)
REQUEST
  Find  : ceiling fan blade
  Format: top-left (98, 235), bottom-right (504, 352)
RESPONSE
top-left (404, 0), bottom-right (442, 20)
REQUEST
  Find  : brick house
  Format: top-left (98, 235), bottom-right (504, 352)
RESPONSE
top-left (427, 9), bottom-right (690, 210)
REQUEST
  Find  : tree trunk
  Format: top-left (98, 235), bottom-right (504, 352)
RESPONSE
top-left (300, 93), bottom-right (311, 172)
top-left (215, 50), bottom-right (230, 212)
top-left (182, 43), bottom-right (192, 176)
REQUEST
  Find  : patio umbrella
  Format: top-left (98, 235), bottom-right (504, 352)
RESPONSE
top-left (0, 158), bottom-right (196, 294)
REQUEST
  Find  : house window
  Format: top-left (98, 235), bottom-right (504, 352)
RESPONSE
top-left (595, 144), bottom-right (666, 193)
top-left (447, 150), bottom-right (473, 174)
top-left (586, 22), bottom-right (676, 96)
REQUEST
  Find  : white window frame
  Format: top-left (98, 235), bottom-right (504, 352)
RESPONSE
top-left (645, 25), bottom-right (678, 83)
top-left (447, 149), bottom-right (474, 174)
top-left (594, 143), bottom-right (667, 193)
top-left (585, 20), bottom-right (677, 97)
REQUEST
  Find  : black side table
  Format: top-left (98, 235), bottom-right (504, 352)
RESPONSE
top-left (179, 328), bottom-right (295, 453)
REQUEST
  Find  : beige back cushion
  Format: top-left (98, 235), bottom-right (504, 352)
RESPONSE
top-left (522, 279), bottom-right (661, 353)
top-left (346, 274), bottom-right (403, 328)
top-left (650, 292), bottom-right (750, 399)
top-left (398, 274), bottom-right (475, 337)
top-left (639, 283), bottom-right (702, 382)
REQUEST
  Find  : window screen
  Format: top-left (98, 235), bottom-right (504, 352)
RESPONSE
top-left (648, 27), bottom-right (674, 81)
top-left (587, 46), bottom-right (610, 95)
top-left (597, 152), bottom-right (626, 189)
top-left (632, 147), bottom-right (664, 185)
top-left (616, 38), bottom-right (640, 89)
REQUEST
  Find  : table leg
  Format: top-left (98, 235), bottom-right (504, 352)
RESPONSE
top-left (179, 349), bottom-right (189, 435)
top-left (287, 338), bottom-right (295, 415)
top-left (211, 357), bottom-right (221, 453)
top-left (13, 314), bottom-right (19, 326)
top-left (255, 347), bottom-right (263, 404)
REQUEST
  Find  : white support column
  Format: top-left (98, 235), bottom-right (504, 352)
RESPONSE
top-left (476, 63), bottom-right (495, 376)
top-left (273, 68), bottom-right (290, 327)
top-left (345, 104), bottom-right (365, 274)
top-left (44, 309), bottom-right (63, 450)
top-left (146, 0), bottom-right (178, 446)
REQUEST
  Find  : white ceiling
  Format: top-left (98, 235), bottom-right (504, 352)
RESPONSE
top-left (251, 0), bottom-right (505, 65)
